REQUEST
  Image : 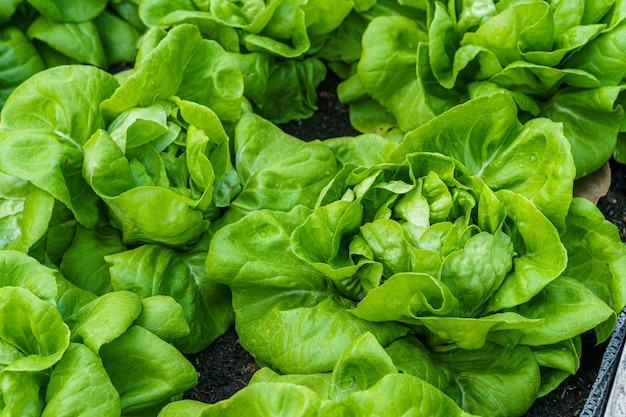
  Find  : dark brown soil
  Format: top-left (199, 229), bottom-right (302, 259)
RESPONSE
top-left (184, 71), bottom-right (626, 416)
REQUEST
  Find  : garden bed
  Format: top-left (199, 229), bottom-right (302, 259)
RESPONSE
top-left (184, 71), bottom-right (626, 417)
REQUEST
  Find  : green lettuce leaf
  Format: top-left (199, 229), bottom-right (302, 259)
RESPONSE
top-left (540, 86), bottom-right (623, 178)
top-left (159, 332), bottom-right (475, 417)
top-left (101, 24), bottom-right (243, 124)
top-left (386, 335), bottom-right (541, 417)
top-left (0, 128), bottom-right (101, 228)
top-left (351, 14), bottom-right (431, 132)
top-left (0, 171), bottom-right (55, 252)
top-left (0, 65), bottom-right (119, 227)
top-left (83, 98), bottom-right (238, 246)
top-left (232, 52), bottom-right (326, 123)
top-left (389, 92), bottom-right (575, 229)
top-left (206, 206), bottom-right (408, 374)
top-left (59, 225), bottom-right (126, 296)
top-left (0, 249), bottom-right (58, 302)
top-left (106, 244), bottom-right (234, 353)
top-left (225, 112), bottom-right (338, 220)
top-left (94, 10), bottom-right (141, 67)
top-left (27, 0), bottom-right (108, 22)
top-left (0, 286), bottom-right (69, 373)
top-left (64, 290), bottom-right (142, 353)
top-left (27, 16), bottom-right (107, 67)
top-left (559, 197), bottom-right (626, 341)
top-left (99, 326), bottom-right (197, 417)
top-left (158, 383), bottom-right (322, 417)
top-left (42, 343), bottom-right (121, 417)
top-left (0, 372), bottom-right (46, 417)
top-left (0, 26), bottom-right (45, 108)
top-left (1, 64), bottom-right (119, 144)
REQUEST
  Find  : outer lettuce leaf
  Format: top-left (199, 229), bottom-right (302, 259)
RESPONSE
top-left (0, 26), bottom-right (45, 108)
top-left (0, 128), bottom-right (101, 228)
top-left (540, 86), bottom-right (624, 178)
top-left (0, 372), bottom-right (46, 417)
top-left (106, 244), bottom-right (234, 353)
top-left (0, 286), bottom-right (69, 373)
top-left (158, 383), bottom-right (322, 417)
top-left (94, 10), bottom-right (142, 67)
top-left (512, 276), bottom-right (614, 346)
top-left (323, 373), bottom-right (476, 416)
top-left (564, 19), bottom-right (626, 86)
top-left (27, 0), bottom-right (109, 22)
top-left (99, 326), bottom-right (197, 417)
top-left (0, 249), bottom-right (58, 303)
top-left (27, 16), bottom-right (107, 68)
top-left (175, 38), bottom-right (243, 124)
top-left (251, 368), bottom-right (332, 399)
top-left (206, 205), bottom-right (409, 374)
top-left (531, 337), bottom-right (582, 396)
top-left (327, 332), bottom-right (397, 400)
top-left (159, 333), bottom-right (475, 417)
top-left (0, 65), bottom-right (119, 227)
top-left (232, 52), bottom-right (326, 123)
top-left (42, 343), bottom-right (120, 417)
top-left (225, 112), bottom-right (338, 220)
top-left (386, 336), bottom-right (541, 417)
top-left (0, 65), bottom-right (119, 146)
top-left (0, 171), bottom-right (55, 252)
top-left (559, 197), bottom-right (626, 341)
top-left (337, 73), bottom-right (400, 134)
top-left (59, 225), bottom-right (126, 296)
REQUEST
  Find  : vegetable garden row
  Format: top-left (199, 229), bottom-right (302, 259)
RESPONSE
top-left (1, 1), bottom-right (626, 416)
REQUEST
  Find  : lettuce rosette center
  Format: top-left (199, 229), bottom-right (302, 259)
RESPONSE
top-left (83, 97), bottom-right (239, 247)
top-left (291, 151), bottom-right (567, 349)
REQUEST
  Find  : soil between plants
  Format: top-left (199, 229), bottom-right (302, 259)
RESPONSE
top-left (184, 71), bottom-right (626, 416)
